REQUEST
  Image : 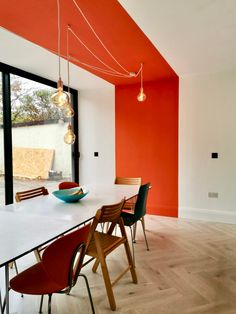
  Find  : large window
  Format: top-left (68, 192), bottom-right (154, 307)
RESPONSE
top-left (0, 63), bottom-right (79, 204)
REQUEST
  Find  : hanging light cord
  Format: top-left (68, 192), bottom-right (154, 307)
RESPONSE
top-left (56, 0), bottom-right (61, 79)
top-left (67, 24), bottom-right (143, 78)
top-left (67, 25), bottom-right (70, 94)
top-left (72, 0), bottom-right (131, 75)
top-left (141, 63), bottom-right (143, 88)
top-left (68, 26), bottom-right (129, 77)
top-left (48, 42), bottom-right (143, 80)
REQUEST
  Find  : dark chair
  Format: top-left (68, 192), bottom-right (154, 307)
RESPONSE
top-left (84, 199), bottom-right (137, 311)
top-left (59, 181), bottom-right (79, 190)
top-left (121, 183), bottom-right (150, 264)
top-left (10, 224), bottom-right (95, 314)
top-left (115, 177), bottom-right (141, 211)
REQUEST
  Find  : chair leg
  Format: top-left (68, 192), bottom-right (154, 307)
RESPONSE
top-left (34, 249), bottom-right (42, 262)
top-left (94, 233), bottom-right (116, 310)
top-left (48, 294), bottom-right (52, 314)
top-left (140, 217), bottom-right (149, 251)
top-left (13, 261), bottom-right (24, 298)
top-left (129, 226), bottom-right (135, 267)
top-left (39, 295), bottom-right (44, 313)
top-left (92, 258), bottom-right (100, 273)
top-left (79, 274), bottom-right (95, 314)
top-left (8, 261), bottom-right (19, 274)
top-left (0, 289), bottom-right (3, 314)
top-left (13, 261), bottom-right (19, 275)
top-left (133, 223), bottom-right (137, 243)
top-left (8, 262), bottom-right (14, 269)
top-left (119, 220), bottom-right (137, 283)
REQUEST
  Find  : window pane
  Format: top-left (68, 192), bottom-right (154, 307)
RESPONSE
top-left (0, 72), bottom-right (5, 204)
top-left (11, 74), bottom-right (72, 197)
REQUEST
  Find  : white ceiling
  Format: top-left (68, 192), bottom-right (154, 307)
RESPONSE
top-left (119, 0), bottom-right (236, 76)
top-left (0, 27), bottom-right (111, 90)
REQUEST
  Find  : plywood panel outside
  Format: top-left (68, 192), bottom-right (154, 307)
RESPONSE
top-left (13, 147), bottom-right (54, 179)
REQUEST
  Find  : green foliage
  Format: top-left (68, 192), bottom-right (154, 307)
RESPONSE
top-left (0, 75), bottom-right (64, 125)
top-left (11, 89), bottom-right (64, 123)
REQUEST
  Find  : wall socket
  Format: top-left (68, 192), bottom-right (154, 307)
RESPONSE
top-left (208, 192), bottom-right (219, 198)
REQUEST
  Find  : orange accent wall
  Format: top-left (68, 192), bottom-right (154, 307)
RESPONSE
top-left (115, 78), bottom-right (179, 217)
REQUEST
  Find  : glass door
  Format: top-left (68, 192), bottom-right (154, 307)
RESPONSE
top-left (10, 74), bottom-right (73, 196)
top-left (0, 72), bottom-right (5, 204)
top-left (0, 62), bottom-right (79, 204)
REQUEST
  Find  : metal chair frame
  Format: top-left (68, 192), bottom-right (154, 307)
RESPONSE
top-left (122, 183), bottom-right (150, 265)
top-left (39, 243), bottom-right (95, 314)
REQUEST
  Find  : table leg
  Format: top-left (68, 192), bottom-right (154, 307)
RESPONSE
top-left (0, 289), bottom-right (3, 314)
top-left (5, 265), bottom-right (9, 314)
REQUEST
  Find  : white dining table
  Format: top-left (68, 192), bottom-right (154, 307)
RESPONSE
top-left (0, 183), bottom-right (139, 314)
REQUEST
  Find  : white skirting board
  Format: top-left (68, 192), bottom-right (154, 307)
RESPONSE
top-left (179, 207), bottom-right (236, 224)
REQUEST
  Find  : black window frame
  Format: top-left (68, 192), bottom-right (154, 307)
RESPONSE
top-left (0, 62), bottom-right (79, 204)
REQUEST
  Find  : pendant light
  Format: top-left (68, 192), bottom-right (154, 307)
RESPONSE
top-left (51, 0), bottom-right (70, 108)
top-left (64, 123), bottom-right (76, 145)
top-left (64, 25), bottom-right (75, 118)
top-left (137, 63), bottom-right (146, 102)
top-left (64, 25), bottom-right (76, 144)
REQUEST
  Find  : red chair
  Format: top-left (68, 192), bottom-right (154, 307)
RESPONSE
top-left (10, 224), bottom-right (95, 314)
top-left (59, 181), bottom-right (80, 190)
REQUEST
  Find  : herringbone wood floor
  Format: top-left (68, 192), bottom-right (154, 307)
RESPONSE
top-left (3, 215), bottom-right (236, 313)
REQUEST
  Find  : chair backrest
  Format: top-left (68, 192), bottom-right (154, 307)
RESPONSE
top-left (86, 199), bottom-right (125, 245)
top-left (15, 186), bottom-right (49, 202)
top-left (115, 177), bottom-right (141, 185)
top-left (42, 223), bottom-right (91, 288)
top-left (97, 199), bottom-right (125, 223)
top-left (134, 183), bottom-right (150, 220)
top-left (59, 181), bottom-right (80, 190)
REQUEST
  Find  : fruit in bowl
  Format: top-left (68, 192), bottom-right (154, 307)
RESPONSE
top-left (52, 187), bottom-right (88, 203)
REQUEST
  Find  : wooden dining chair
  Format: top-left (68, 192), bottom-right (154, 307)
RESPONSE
top-left (15, 186), bottom-right (49, 202)
top-left (84, 199), bottom-right (137, 311)
top-left (115, 177), bottom-right (141, 210)
top-left (115, 177), bottom-right (141, 185)
top-left (10, 224), bottom-right (95, 314)
top-left (101, 177), bottom-right (142, 234)
top-left (15, 186), bottom-right (49, 262)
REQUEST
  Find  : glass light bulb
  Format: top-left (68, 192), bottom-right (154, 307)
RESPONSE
top-left (137, 87), bottom-right (146, 102)
top-left (64, 124), bottom-right (76, 145)
top-left (51, 79), bottom-right (70, 108)
top-left (51, 88), bottom-right (70, 108)
top-left (64, 105), bottom-right (75, 118)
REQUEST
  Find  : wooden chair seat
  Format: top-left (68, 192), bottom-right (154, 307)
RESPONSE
top-left (86, 232), bottom-right (126, 257)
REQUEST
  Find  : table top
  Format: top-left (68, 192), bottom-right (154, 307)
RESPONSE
top-left (0, 184), bottom-right (139, 266)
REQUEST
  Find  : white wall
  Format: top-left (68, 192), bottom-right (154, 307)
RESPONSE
top-left (78, 86), bottom-right (115, 185)
top-left (0, 28), bottom-right (115, 185)
top-left (179, 71), bottom-right (236, 223)
top-left (0, 123), bottom-right (72, 177)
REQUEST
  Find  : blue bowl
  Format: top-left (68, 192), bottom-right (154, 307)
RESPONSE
top-left (52, 187), bottom-right (89, 203)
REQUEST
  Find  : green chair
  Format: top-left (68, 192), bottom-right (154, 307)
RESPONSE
top-left (121, 182), bottom-right (150, 264)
